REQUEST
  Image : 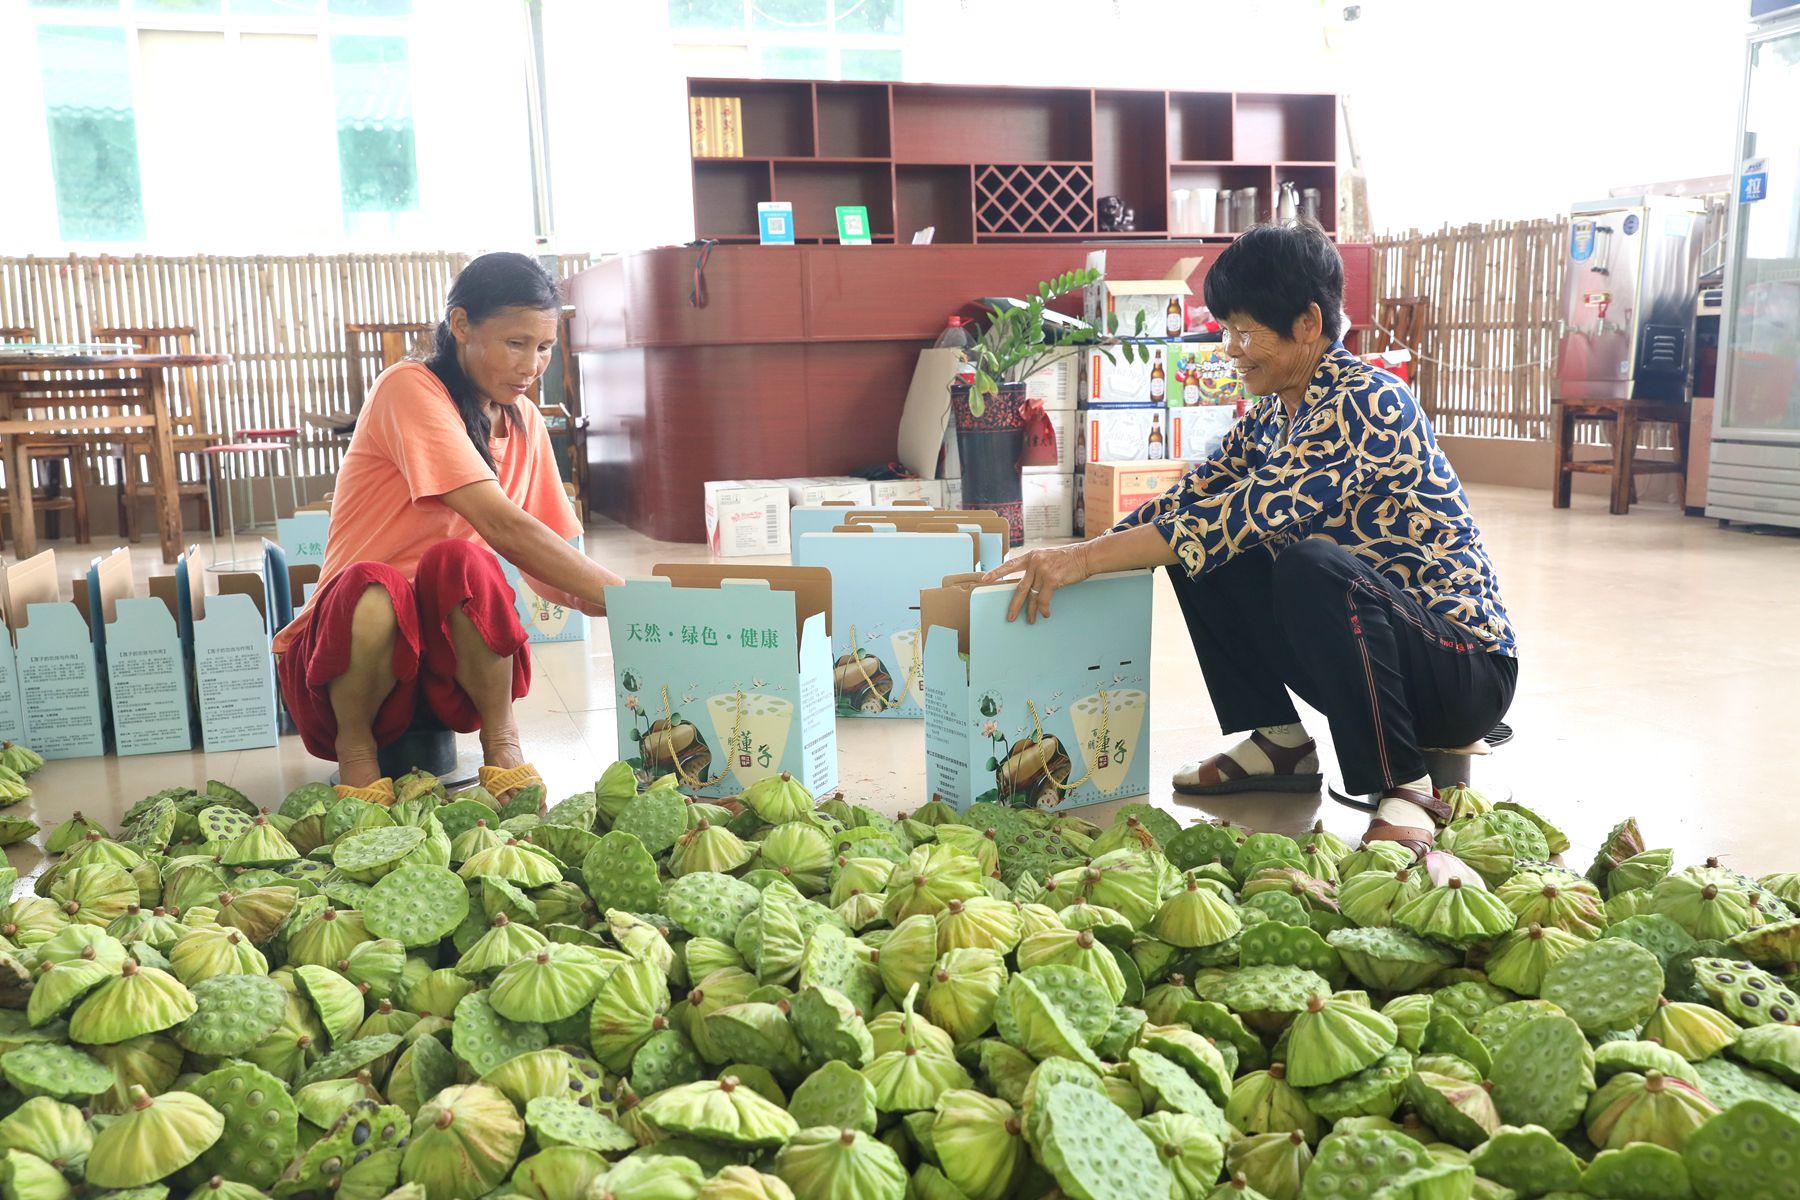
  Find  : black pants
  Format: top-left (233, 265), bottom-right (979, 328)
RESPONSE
top-left (1167, 538), bottom-right (1517, 796)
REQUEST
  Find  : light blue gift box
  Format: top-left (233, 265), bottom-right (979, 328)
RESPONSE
top-left (790, 505), bottom-right (1009, 571)
top-left (793, 525), bottom-right (980, 720)
top-left (276, 512), bottom-right (331, 568)
top-left (14, 601), bottom-right (106, 760)
top-left (87, 557), bottom-right (192, 757)
top-left (606, 564), bottom-right (836, 800)
top-left (175, 547), bottom-right (279, 753)
top-left (0, 629), bottom-right (26, 745)
top-left (499, 535), bottom-right (588, 645)
top-left (922, 570), bottom-right (1153, 812)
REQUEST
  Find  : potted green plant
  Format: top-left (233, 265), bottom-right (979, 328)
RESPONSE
top-left (951, 268), bottom-right (1149, 544)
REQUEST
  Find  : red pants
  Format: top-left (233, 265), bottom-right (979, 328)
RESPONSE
top-left (277, 539), bottom-right (531, 761)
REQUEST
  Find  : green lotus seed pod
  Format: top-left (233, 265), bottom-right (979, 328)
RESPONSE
top-left (85, 1086), bottom-right (223, 1189)
top-left (400, 1083), bottom-right (526, 1200)
top-left (1584, 1070), bottom-right (1720, 1152)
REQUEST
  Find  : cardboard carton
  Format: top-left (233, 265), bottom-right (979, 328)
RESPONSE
top-left (922, 570), bottom-right (1153, 812)
top-left (1, 552), bottom-right (104, 759)
top-left (943, 478), bottom-right (963, 509)
top-left (703, 480), bottom-right (790, 558)
top-left (1169, 405), bottom-right (1242, 462)
top-left (870, 479), bottom-right (944, 507)
top-left (1082, 255), bottom-right (1203, 340)
top-left (1021, 473), bottom-right (1075, 541)
top-left (606, 565), bottom-right (837, 798)
top-left (1084, 343), bottom-right (1169, 407)
top-left (1079, 405), bottom-right (1168, 464)
top-left (1024, 348), bottom-right (1081, 411)
top-left (780, 477), bottom-right (875, 507)
top-left (174, 547), bottom-right (279, 752)
top-left (1166, 342), bottom-right (1246, 408)
top-left (499, 535), bottom-right (589, 645)
top-left (1083, 460), bottom-right (1189, 532)
top-left (793, 525), bottom-right (981, 719)
top-left (88, 549), bottom-right (192, 756)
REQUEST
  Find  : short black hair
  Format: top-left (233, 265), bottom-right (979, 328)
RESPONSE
top-left (1202, 221), bottom-right (1344, 340)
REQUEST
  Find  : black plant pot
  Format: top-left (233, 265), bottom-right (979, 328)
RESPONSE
top-left (950, 380), bottom-right (1026, 546)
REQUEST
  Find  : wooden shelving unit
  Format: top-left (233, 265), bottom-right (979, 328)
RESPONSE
top-left (687, 78), bottom-right (1339, 245)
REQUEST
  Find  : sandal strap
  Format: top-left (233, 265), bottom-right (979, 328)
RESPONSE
top-left (1384, 785), bottom-right (1452, 827)
top-left (1250, 731), bottom-right (1317, 775)
top-left (1362, 819), bottom-right (1435, 856)
top-left (334, 778), bottom-right (395, 805)
top-left (479, 763), bottom-right (544, 796)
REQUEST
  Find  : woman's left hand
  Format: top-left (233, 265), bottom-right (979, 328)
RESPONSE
top-left (980, 542), bottom-right (1094, 624)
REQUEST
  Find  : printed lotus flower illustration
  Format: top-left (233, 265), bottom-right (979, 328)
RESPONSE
top-left (983, 720), bottom-right (998, 738)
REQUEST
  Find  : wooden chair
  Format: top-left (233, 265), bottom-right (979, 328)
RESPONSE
top-left (0, 325), bottom-right (92, 547)
top-left (94, 326), bottom-right (219, 542)
top-left (1376, 296), bottom-right (1426, 374)
top-left (344, 322), bottom-right (433, 406)
top-left (1550, 397), bottom-right (1690, 515)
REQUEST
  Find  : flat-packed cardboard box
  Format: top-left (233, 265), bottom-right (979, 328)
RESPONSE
top-left (87, 549), bottom-right (192, 756)
top-left (1021, 473), bottom-right (1075, 541)
top-left (703, 480), bottom-right (790, 558)
top-left (1021, 406), bottom-right (1075, 476)
top-left (500, 535), bottom-right (589, 645)
top-left (1079, 405), bottom-right (1168, 464)
top-left (834, 509), bottom-right (1011, 572)
top-left (943, 478), bottom-right (963, 509)
top-left (780, 477), bottom-right (876, 507)
top-left (791, 500), bottom-right (933, 545)
top-left (1084, 342), bottom-right (1171, 407)
top-left (1083, 460), bottom-right (1189, 532)
top-left (922, 570), bottom-right (1153, 812)
top-left (870, 479), bottom-right (944, 507)
top-left (606, 565), bottom-right (836, 798)
top-left (175, 547), bottom-right (279, 752)
top-left (1169, 405), bottom-right (1241, 463)
top-left (1, 552), bottom-right (104, 759)
top-left (895, 348), bottom-right (966, 482)
top-left (276, 511), bottom-right (332, 568)
top-left (793, 525), bottom-right (981, 719)
top-left (1166, 342), bottom-right (1246, 409)
top-left (1082, 255), bottom-right (1203, 340)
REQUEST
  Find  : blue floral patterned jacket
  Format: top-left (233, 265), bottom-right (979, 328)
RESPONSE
top-left (1113, 342), bottom-right (1517, 656)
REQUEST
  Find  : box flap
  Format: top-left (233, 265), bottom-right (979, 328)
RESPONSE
top-left (920, 571), bottom-right (987, 655)
top-left (1164, 256), bottom-right (1204, 283)
top-left (910, 520), bottom-right (985, 567)
top-left (217, 572), bottom-right (267, 621)
top-left (2, 551), bottom-right (59, 632)
top-left (845, 509), bottom-right (1010, 539)
top-left (93, 548), bottom-right (136, 625)
top-left (146, 575), bottom-right (180, 620)
top-left (653, 564), bottom-right (832, 638)
top-left (182, 545), bottom-right (206, 621)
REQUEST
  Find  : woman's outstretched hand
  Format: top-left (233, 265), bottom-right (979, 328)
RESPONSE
top-left (576, 566), bottom-right (627, 617)
top-left (979, 542), bottom-right (1094, 624)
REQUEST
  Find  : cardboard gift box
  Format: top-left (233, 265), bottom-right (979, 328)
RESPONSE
top-left (606, 565), bottom-right (837, 799)
top-left (780, 477), bottom-right (876, 507)
top-left (1024, 348), bottom-right (1081, 411)
top-left (870, 478), bottom-right (944, 507)
top-left (1082, 255), bottom-right (1202, 340)
top-left (1083, 460), bottom-right (1189, 532)
top-left (922, 570), bottom-right (1153, 812)
top-left (1084, 343), bottom-right (1172, 407)
top-left (824, 508), bottom-right (1011, 572)
top-left (1169, 405), bottom-right (1242, 463)
top-left (791, 500), bottom-right (933, 545)
top-left (276, 511), bottom-right (332, 568)
top-left (1021, 472), bottom-right (1075, 541)
top-left (703, 480), bottom-right (790, 558)
top-left (1079, 404), bottom-right (1168, 464)
top-left (175, 547), bottom-right (279, 753)
top-left (1, 551), bottom-right (105, 759)
top-left (499, 535), bottom-right (589, 645)
top-left (86, 549), bottom-right (193, 757)
top-left (1167, 342), bottom-right (1246, 408)
top-left (793, 524), bottom-right (983, 720)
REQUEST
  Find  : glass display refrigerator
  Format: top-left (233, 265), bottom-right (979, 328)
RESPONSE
top-left (1709, 0), bottom-right (1800, 527)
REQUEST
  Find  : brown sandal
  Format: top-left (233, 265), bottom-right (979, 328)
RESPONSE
top-left (1173, 732), bottom-right (1324, 796)
top-left (1361, 786), bottom-right (1453, 858)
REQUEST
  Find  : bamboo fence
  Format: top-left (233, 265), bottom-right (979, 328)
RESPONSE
top-left (0, 251), bottom-right (591, 486)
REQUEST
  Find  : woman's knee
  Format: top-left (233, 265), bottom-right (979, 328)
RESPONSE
top-left (1272, 537), bottom-right (1345, 595)
top-left (346, 583), bottom-right (401, 659)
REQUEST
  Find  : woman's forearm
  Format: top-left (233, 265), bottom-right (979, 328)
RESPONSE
top-left (1078, 521), bottom-right (1181, 575)
top-left (483, 505), bottom-right (619, 605)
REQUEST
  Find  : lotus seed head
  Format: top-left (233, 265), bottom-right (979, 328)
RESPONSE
top-left (1288, 1131), bottom-right (1305, 1145)
top-left (121, 961), bottom-right (138, 977)
top-left (435, 1109), bottom-right (454, 1128)
top-left (1005, 1116), bottom-right (1021, 1136)
top-left (494, 914), bottom-right (510, 926)
top-left (720, 1076), bottom-right (737, 1092)
top-left (1542, 885), bottom-right (1559, 898)
top-left (905, 1045), bottom-right (917, 1056)
top-left (80, 945), bottom-right (96, 960)
top-left (1528, 924), bottom-right (1544, 940)
top-left (946, 899), bottom-right (964, 915)
top-left (63, 902), bottom-right (79, 915)
top-left (935, 969), bottom-right (950, 983)
top-left (377, 1000), bottom-right (393, 1013)
top-left (1646, 1071), bottom-right (1666, 1092)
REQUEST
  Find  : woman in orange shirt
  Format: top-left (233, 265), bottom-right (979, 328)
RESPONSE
top-left (274, 252), bottom-right (623, 803)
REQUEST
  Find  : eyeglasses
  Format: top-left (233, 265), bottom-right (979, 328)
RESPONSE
top-left (1221, 324), bottom-right (1267, 351)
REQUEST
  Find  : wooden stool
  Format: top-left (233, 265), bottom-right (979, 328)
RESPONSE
top-left (1329, 722), bottom-right (1515, 810)
top-left (1550, 398), bottom-right (1690, 515)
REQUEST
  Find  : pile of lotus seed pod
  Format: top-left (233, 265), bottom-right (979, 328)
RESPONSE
top-left (2, 761), bottom-right (1799, 1200)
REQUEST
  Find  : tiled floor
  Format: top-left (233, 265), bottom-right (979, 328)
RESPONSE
top-left (12, 483), bottom-right (1800, 884)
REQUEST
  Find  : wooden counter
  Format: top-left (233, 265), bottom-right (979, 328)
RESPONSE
top-left (568, 242), bottom-right (1372, 543)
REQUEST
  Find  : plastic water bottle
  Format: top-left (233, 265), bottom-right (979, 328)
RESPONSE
top-left (934, 315), bottom-right (976, 358)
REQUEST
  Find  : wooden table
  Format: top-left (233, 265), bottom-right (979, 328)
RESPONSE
top-left (0, 349), bottom-right (231, 563)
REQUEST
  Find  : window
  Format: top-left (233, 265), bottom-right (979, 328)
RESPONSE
top-left (670, 0), bottom-right (905, 81)
top-left (330, 34), bottom-right (419, 231)
top-left (37, 25), bottom-right (145, 240)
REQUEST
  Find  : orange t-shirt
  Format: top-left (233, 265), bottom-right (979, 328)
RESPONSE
top-left (273, 360), bottom-right (581, 653)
